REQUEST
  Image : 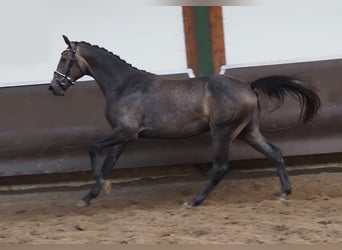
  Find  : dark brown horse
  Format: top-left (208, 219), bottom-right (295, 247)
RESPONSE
top-left (49, 35), bottom-right (320, 207)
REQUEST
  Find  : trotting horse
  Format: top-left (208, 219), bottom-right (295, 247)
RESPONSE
top-left (49, 35), bottom-right (320, 207)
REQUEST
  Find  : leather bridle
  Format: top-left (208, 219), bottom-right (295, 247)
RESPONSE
top-left (54, 46), bottom-right (85, 87)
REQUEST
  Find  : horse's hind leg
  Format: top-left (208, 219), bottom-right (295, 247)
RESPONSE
top-left (239, 123), bottom-right (292, 199)
top-left (186, 124), bottom-right (242, 207)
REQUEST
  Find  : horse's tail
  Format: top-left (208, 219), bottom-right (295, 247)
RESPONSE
top-left (250, 75), bottom-right (321, 123)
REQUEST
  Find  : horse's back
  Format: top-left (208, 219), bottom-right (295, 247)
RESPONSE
top-left (148, 74), bottom-right (258, 124)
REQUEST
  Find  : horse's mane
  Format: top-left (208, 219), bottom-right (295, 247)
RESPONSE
top-left (76, 41), bottom-right (147, 73)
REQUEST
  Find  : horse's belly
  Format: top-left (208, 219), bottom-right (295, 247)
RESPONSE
top-left (139, 119), bottom-right (209, 139)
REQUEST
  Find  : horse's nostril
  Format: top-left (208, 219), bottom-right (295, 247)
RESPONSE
top-left (48, 86), bottom-right (53, 91)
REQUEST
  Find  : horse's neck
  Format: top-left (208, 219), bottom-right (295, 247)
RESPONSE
top-left (81, 48), bottom-right (147, 95)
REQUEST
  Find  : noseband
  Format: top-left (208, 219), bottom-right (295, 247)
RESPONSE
top-left (54, 46), bottom-right (84, 86)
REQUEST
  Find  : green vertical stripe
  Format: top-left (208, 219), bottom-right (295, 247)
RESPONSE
top-left (194, 6), bottom-right (214, 76)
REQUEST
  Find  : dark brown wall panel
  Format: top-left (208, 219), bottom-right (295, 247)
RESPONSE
top-left (0, 61), bottom-right (341, 176)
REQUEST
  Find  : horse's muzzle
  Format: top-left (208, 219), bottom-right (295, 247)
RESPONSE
top-left (49, 85), bottom-right (64, 96)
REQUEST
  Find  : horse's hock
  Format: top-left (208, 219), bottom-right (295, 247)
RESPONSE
top-left (0, 60), bottom-right (341, 176)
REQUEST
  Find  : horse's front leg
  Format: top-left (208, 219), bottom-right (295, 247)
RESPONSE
top-left (78, 131), bottom-right (133, 207)
top-left (100, 144), bottom-right (126, 194)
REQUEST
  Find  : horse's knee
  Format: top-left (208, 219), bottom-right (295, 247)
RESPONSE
top-left (268, 144), bottom-right (284, 164)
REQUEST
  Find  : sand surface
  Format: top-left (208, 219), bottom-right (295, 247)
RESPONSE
top-left (0, 164), bottom-right (341, 244)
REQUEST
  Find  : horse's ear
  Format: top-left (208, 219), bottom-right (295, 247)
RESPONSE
top-left (62, 35), bottom-right (72, 49)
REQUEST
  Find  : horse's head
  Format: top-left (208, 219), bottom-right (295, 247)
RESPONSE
top-left (49, 35), bottom-right (87, 96)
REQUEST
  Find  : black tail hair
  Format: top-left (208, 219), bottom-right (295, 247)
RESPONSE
top-left (250, 75), bottom-right (321, 123)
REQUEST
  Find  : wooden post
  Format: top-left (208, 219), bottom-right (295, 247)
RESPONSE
top-left (182, 6), bottom-right (199, 76)
top-left (209, 6), bottom-right (226, 74)
top-left (183, 6), bottom-right (226, 76)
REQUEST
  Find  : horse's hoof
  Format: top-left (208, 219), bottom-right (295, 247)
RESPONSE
top-left (102, 181), bottom-right (112, 195)
top-left (184, 199), bottom-right (201, 208)
top-left (277, 193), bottom-right (288, 201)
top-left (183, 201), bottom-right (194, 208)
top-left (77, 200), bottom-right (90, 208)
